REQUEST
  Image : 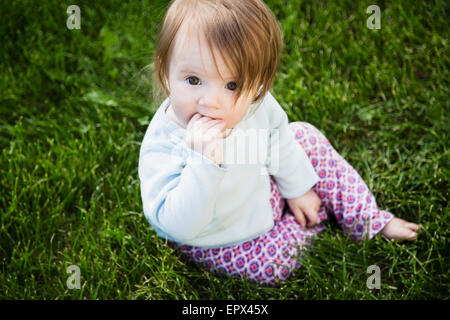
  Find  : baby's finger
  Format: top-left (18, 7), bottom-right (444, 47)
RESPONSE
top-left (192, 115), bottom-right (212, 131)
top-left (187, 113), bottom-right (202, 130)
top-left (213, 121), bottom-right (227, 136)
top-left (203, 119), bottom-right (224, 130)
top-left (293, 208), bottom-right (306, 228)
top-left (204, 122), bottom-right (226, 139)
top-left (304, 208), bottom-right (319, 227)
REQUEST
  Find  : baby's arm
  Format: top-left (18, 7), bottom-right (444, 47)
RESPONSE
top-left (265, 92), bottom-right (319, 199)
top-left (264, 93), bottom-right (321, 226)
top-left (139, 140), bottom-right (227, 242)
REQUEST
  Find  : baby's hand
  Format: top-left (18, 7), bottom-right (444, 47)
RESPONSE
top-left (286, 188), bottom-right (322, 227)
top-left (185, 113), bottom-right (227, 166)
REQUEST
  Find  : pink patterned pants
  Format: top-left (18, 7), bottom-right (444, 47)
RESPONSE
top-left (173, 122), bottom-right (394, 285)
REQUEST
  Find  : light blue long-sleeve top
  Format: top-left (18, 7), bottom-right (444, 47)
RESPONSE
top-left (138, 91), bottom-right (319, 248)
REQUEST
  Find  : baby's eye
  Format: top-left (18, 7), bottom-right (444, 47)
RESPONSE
top-left (226, 82), bottom-right (237, 91)
top-left (187, 76), bottom-right (200, 86)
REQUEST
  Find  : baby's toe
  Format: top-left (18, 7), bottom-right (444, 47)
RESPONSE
top-left (407, 231), bottom-right (417, 241)
top-left (406, 222), bottom-right (420, 232)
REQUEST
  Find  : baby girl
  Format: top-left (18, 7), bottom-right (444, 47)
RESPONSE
top-left (139, 0), bottom-right (420, 285)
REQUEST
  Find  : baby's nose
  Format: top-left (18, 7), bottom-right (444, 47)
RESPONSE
top-left (200, 96), bottom-right (220, 109)
top-left (200, 86), bottom-right (223, 107)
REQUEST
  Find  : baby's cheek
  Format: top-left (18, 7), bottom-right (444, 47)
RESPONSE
top-left (229, 113), bottom-right (245, 128)
top-left (225, 119), bottom-right (237, 130)
top-left (172, 103), bottom-right (193, 124)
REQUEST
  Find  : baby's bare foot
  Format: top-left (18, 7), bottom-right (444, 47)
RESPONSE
top-left (381, 217), bottom-right (420, 241)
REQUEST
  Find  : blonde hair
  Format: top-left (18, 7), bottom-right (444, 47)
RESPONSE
top-left (151, 0), bottom-right (283, 111)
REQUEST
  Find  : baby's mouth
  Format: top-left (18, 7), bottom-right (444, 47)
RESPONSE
top-left (196, 113), bottom-right (225, 123)
top-left (198, 113), bottom-right (220, 120)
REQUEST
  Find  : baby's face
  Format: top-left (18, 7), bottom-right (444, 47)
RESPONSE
top-left (166, 26), bottom-right (255, 130)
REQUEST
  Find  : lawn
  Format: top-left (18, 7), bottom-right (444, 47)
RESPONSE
top-left (0, 0), bottom-right (448, 299)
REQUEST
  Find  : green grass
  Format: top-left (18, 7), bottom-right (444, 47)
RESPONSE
top-left (0, 0), bottom-right (448, 299)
